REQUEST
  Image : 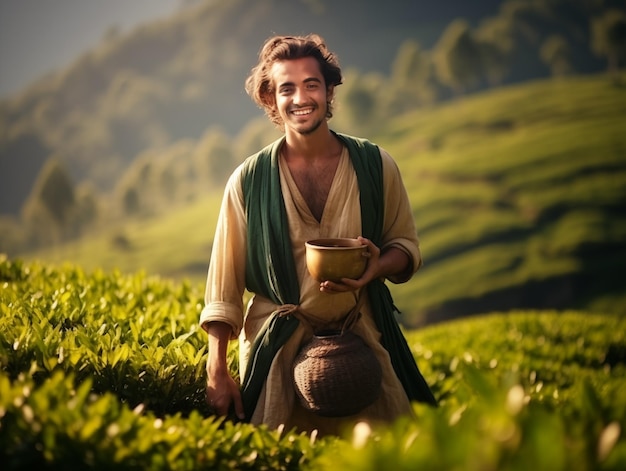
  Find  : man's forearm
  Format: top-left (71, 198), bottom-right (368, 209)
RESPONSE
top-left (206, 321), bottom-right (233, 374)
top-left (379, 246), bottom-right (412, 279)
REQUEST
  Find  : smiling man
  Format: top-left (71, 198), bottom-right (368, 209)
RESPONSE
top-left (200, 34), bottom-right (436, 437)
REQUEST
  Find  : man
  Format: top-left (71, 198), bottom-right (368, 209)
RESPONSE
top-left (200, 34), bottom-right (435, 436)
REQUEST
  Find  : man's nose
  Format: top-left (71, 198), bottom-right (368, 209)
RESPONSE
top-left (292, 86), bottom-right (306, 104)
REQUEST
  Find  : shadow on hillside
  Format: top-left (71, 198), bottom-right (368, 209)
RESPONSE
top-left (414, 240), bottom-right (626, 328)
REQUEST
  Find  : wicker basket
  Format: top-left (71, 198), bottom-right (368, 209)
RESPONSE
top-left (292, 328), bottom-right (382, 417)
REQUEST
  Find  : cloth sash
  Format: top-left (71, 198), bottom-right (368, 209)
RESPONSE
top-left (240, 132), bottom-right (436, 420)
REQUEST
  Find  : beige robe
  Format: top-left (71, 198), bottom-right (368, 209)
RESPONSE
top-left (200, 143), bottom-right (422, 436)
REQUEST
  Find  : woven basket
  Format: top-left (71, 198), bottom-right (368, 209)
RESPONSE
top-left (292, 328), bottom-right (382, 417)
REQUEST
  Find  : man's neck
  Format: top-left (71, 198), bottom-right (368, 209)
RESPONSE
top-left (283, 125), bottom-right (339, 162)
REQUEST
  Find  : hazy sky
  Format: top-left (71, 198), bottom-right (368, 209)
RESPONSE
top-left (0, 0), bottom-right (182, 98)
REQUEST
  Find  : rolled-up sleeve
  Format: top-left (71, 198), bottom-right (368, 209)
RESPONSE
top-left (200, 166), bottom-right (247, 338)
top-left (379, 147), bottom-right (422, 284)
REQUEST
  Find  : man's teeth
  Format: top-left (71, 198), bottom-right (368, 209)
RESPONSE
top-left (293, 108), bottom-right (313, 116)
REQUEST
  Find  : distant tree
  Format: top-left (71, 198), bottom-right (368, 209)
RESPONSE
top-left (591, 9), bottom-right (626, 80)
top-left (477, 40), bottom-right (510, 86)
top-left (347, 86), bottom-right (376, 121)
top-left (156, 140), bottom-right (195, 203)
top-left (22, 157), bottom-right (76, 231)
top-left (158, 160), bottom-right (180, 202)
top-left (433, 20), bottom-right (484, 94)
top-left (137, 159), bottom-right (154, 186)
top-left (338, 70), bottom-right (384, 133)
top-left (193, 128), bottom-right (235, 187)
top-left (73, 182), bottom-right (100, 230)
top-left (387, 40), bottom-right (438, 113)
top-left (499, 0), bottom-right (549, 45)
top-left (540, 35), bottom-right (573, 77)
top-left (122, 187), bottom-right (141, 216)
top-left (475, 16), bottom-right (515, 86)
top-left (391, 40), bottom-right (428, 88)
top-left (114, 151), bottom-right (158, 215)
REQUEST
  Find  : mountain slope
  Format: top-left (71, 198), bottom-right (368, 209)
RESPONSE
top-left (22, 74), bottom-right (626, 325)
top-left (380, 74), bottom-right (626, 324)
top-left (2, 0), bottom-right (612, 216)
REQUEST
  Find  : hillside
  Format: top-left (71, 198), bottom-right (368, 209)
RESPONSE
top-left (0, 0), bottom-right (614, 217)
top-left (22, 74), bottom-right (626, 326)
top-left (380, 73), bottom-right (626, 325)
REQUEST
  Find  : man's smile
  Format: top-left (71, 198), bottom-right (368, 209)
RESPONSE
top-left (291, 107), bottom-right (314, 116)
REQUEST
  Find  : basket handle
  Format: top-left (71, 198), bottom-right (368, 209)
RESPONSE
top-left (340, 289), bottom-right (365, 334)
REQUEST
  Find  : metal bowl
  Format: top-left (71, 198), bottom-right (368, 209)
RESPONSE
top-left (305, 238), bottom-right (368, 282)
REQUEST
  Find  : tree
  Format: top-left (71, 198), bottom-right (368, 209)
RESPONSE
top-left (475, 16), bottom-right (515, 86)
top-left (387, 40), bottom-right (439, 113)
top-left (433, 20), bottom-right (484, 94)
top-left (336, 70), bottom-right (384, 134)
top-left (18, 157), bottom-right (103, 246)
top-left (591, 9), bottom-right (626, 80)
top-left (73, 182), bottom-right (100, 230)
top-left (122, 187), bottom-right (140, 216)
top-left (155, 140), bottom-right (195, 203)
top-left (391, 40), bottom-right (427, 88)
top-left (540, 35), bottom-right (573, 76)
top-left (193, 128), bottom-right (236, 187)
top-left (114, 151), bottom-right (158, 216)
top-left (23, 157), bottom-right (76, 231)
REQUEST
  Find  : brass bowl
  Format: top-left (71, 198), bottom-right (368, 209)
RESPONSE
top-left (305, 238), bottom-right (368, 282)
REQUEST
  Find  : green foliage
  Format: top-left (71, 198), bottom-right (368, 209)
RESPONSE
top-left (1, 257), bottom-right (625, 469)
top-left (0, 372), bottom-right (326, 470)
top-left (0, 256), bottom-right (210, 415)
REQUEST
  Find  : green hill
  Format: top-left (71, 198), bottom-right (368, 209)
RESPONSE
top-left (380, 74), bottom-right (626, 324)
top-left (1, 0), bottom-right (612, 217)
top-left (20, 74), bottom-right (626, 325)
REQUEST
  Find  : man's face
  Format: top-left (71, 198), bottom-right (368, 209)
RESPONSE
top-left (270, 57), bottom-right (333, 135)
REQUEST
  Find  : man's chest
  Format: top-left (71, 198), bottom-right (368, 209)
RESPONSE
top-left (288, 162), bottom-right (338, 222)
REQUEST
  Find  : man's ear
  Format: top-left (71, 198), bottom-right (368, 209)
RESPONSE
top-left (326, 85), bottom-right (335, 102)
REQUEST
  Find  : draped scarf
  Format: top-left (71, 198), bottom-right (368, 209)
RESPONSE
top-left (240, 132), bottom-right (436, 420)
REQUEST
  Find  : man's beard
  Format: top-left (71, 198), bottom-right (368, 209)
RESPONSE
top-left (296, 115), bottom-right (325, 135)
top-left (292, 102), bottom-right (327, 135)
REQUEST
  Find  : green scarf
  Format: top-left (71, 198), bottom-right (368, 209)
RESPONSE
top-left (240, 132), bottom-right (436, 420)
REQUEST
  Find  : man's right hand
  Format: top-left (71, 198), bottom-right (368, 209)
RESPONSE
top-left (205, 321), bottom-right (245, 420)
top-left (206, 365), bottom-right (245, 420)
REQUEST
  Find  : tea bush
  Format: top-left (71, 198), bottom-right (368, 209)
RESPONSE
top-left (1, 255), bottom-right (624, 470)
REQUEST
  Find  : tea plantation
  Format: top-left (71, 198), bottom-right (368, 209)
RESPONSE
top-left (22, 74), bottom-right (626, 326)
top-left (1, 255), bottom-right (624, 470)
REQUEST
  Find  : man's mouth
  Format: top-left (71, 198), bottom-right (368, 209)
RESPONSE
top-left (291, 107), bottom-right (314, 116)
